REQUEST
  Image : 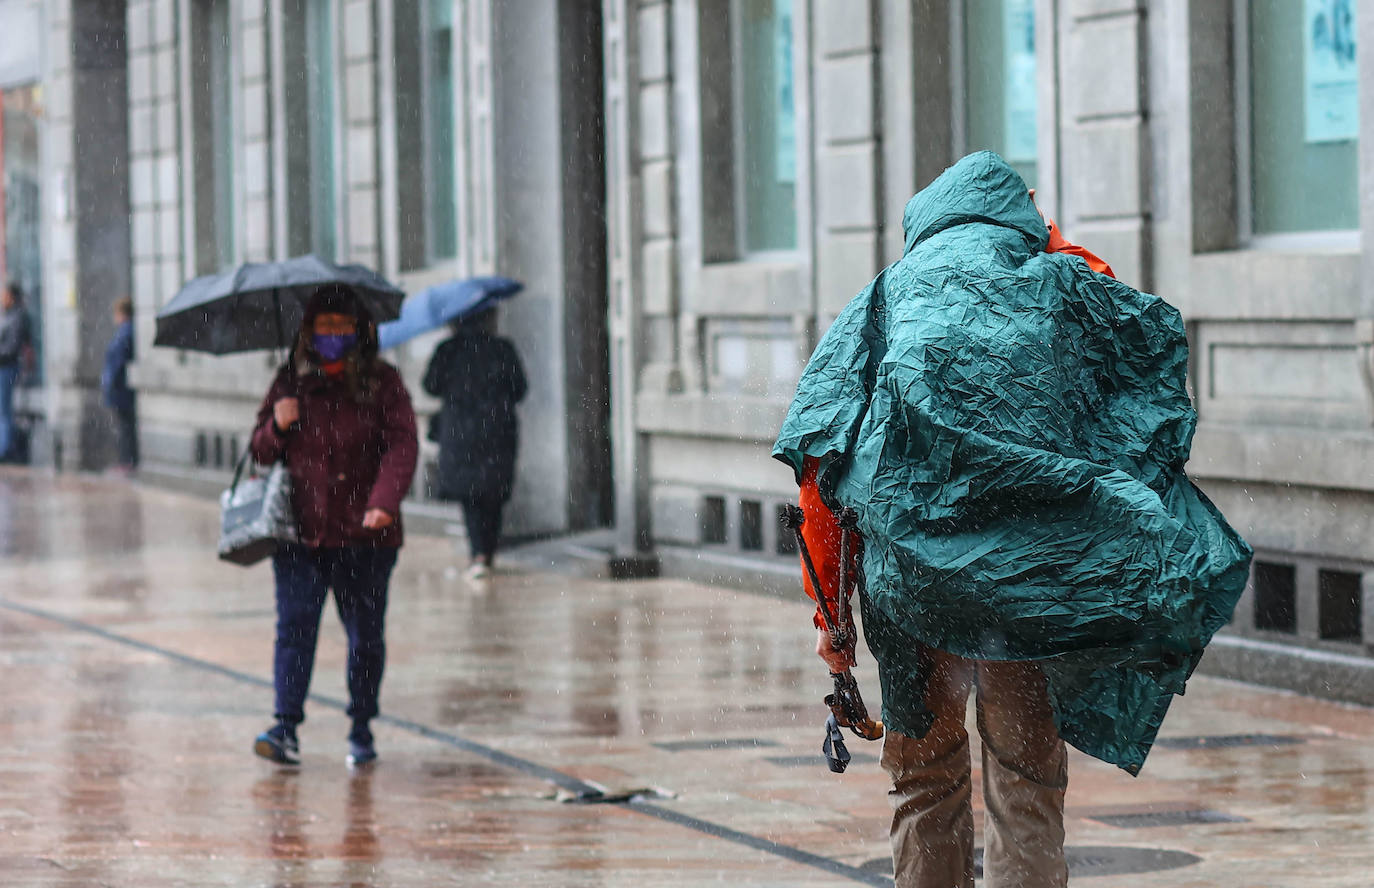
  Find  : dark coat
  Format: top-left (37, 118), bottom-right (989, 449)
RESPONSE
top-left (423, 330), bottom-right (527, 503)
top-left (101, 320), bottom-right (136, 412)
top-left (251, 362), bottom-right (419, 549)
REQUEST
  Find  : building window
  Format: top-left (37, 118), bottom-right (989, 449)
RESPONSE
top-left (2, 84), bottom-right (43, 384)
top-left (962, 0), bottom-right (1038, 188)
top-left (393, 0), bottom-right (458, 269)
top-left (424, 0), bottom-right (458, 262)
top-left (190, 0), bottom-right (235, 274)
top-left (1247, 0), bottom-right (1358, 236)
top-left (305, 0), bottom-right (337, 259)
top-left (735, 0), bottom-right (798, 253)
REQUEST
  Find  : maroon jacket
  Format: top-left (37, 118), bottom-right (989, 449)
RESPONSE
top-left (251, 363), bottom-right (418, 549)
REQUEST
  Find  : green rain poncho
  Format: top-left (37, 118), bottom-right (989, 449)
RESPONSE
top-left (774, 152), bottom-right (1252, 774)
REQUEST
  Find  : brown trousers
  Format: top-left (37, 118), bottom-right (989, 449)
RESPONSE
top-left (880, 649), bottom-right (1068, 888)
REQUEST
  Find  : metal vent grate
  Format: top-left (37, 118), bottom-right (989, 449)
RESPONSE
top-left (653, 737), bottom-right (780, 752)
top-left (1155, 733), bottom-right (1304, 750)
top-left (765, 753), bottom-right (878, 767)
top-left (1090, 809), bottom-right (1249, 829)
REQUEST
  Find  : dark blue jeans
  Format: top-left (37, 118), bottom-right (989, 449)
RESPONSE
top-left (271, 544), bottom-right (398, 734)
top-left (0, 364), bottom-right (16, 461)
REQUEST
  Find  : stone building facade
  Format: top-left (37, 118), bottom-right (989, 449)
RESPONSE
top-left (605, 0), bottom-right (1374, 701)
top-left (22, 0), bottom-right (613, 537)
top-left (11, 0), bottom-right (1374, 700)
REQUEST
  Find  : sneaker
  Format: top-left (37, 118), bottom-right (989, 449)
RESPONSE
top-left (254, 722), bottom-right (300, 765)
top-left (466, 561), bottom-right (490, 580)
top-left (347, 721), bottom-right (377, 768)
top-left (346, 739), bottom-right (378, 768)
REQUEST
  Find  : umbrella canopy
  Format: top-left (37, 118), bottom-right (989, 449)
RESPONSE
top-left (153, 255), bottom-right (406, 355)
top-left (377, 276), bottom-right (523, 350)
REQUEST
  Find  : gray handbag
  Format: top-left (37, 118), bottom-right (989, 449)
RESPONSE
top-left (219, 447), bottom-right (298, 565)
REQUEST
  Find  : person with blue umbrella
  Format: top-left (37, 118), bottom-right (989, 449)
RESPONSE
top-left (417, 284), bottom-right (526, 579)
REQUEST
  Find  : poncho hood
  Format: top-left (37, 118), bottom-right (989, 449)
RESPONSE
top-left (902, 150), bottom-right (1049, 254)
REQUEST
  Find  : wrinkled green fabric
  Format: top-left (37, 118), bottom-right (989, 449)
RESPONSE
top-left (774, 152), bottom-right (1252, 774)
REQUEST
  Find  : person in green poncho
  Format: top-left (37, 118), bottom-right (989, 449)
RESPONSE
top-left (776, 152), bottom-right (1251, 888)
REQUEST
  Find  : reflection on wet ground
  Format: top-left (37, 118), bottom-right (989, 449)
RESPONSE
top-left (3, 468), bottom-right (1374, 885)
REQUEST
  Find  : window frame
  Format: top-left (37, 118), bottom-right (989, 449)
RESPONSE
top-left (1234, 0), bottom-right (1361, 251)
top-left (181, 0), bottom-right (240, 275)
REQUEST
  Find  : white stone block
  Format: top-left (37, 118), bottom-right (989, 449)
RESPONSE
top-left (134, 259), bottom-right (158, 301)
top-left (159, 260), bottom-right (183, 299)
top-left (152, 0), bottom-right (175, 47)
top-left (343, 0), bottom-right (372, 61)
top-left (346, 61), bottom-right (376, 123)
top-left (131, 158), bottom-right (155, 207)
top-left (130, 104), bottom-right (153, 154)
top-left (1062, 121), bottom-right (1143, 218)
top-left (244, 198), bottom-right (272, 257)
top-left (157, 154), bottom-right (180, 205)
top-left (154, 48), bottom-right (176, 101)
top-left (243, 142), bottom-right (270, 197)
top-left (816, 0), bottom-right (872, 57)
top-left (129, 52), bottom-right (152, 104)
top-left (242, 82), bottom-right (268, 140)
top-left (816, 54), bottom-right (874, 143)
top-left (1065, 15), bottom-right (1140, 119)
top-left (156, 103), bottom-right (177, 153)
top-left (346, 126), bottom-right (375, 186)
top-left (642, 238), bottom-right (676, 315)
top-left (639, 82), bottom-right (671, 160)
top-left (157, 208), bottom-right (181, 257)
top-left (241, 22), bottom-right (268, 81)
top-left (642, 159), bottom-right (674, 239)
top-left (133, 210), bottom-right (157, 259)
top-left (816, 231), bottom-right (878, 315)
top-left (347, 188), bottom-right (379, 250)
top-left (637, 2), bottom-right (669, 82)
top-left (816, 144), bottom-right (877, 229)
top-left (127, 2), bottom-right (152, 51)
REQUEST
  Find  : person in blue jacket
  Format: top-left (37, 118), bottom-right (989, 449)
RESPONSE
top-left (101, 298), bottom-right (137, 472)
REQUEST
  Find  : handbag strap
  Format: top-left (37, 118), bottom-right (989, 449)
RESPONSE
top-left (228, 444), bottom-right (255, 496)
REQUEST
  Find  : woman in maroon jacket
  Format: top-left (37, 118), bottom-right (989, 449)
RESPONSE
top-left (249, 284), bottom-right (418, 767)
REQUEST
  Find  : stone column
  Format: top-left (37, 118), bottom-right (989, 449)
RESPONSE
top-left (1056, 0), bottom-right (1151, 290)
top-left (604, 0), bottom-right (654, 560)
top-left (813, 0), bottom-right (883, 321)
top-left (340, 0), bottom-right (379, 267)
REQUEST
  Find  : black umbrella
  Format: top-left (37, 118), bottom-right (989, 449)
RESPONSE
top-left (153, 255), bottom-right (406, 355)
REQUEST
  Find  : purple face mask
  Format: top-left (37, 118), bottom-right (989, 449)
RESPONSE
top-left (312, 333), bottom-right (357, 362)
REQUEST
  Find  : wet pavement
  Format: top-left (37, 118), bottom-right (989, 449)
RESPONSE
top-left (1, 469), bottom-right (1371, 886)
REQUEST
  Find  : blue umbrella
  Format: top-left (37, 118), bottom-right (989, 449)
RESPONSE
top-left (378, 276), bottom-right (523, 350)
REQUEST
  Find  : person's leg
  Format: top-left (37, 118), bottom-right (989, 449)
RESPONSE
top-left (271, 545), bottom-right (330, 727)
top-left (883, 648), bottom-right (977, 888)
top-left (116, 407), bottom-right (138, 468)
top-left (458, 498), bottom-right (483, 561)
top-left (0, 365), bottom-right (15, 461)
top-left (476, 496), bottom-right (504, 563)
top-left (975, 661), bottom-right (1069, 888)
top-left (332, 546), bottom-right (397, 751)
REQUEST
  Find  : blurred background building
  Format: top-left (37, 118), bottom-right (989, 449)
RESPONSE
top-left (7, 0), bottom-right (1374, 700)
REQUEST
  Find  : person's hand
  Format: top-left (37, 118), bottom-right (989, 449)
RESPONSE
top-left (816, 626), bottom-right (856, 673)
top-left (273, 397), bottom-right (300, 431)
top-left (362, 508), bottom-right (394, 530)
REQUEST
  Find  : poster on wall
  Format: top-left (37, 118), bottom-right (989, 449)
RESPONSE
top-left (1304, 0), bottom-right (1358, 143)
top-left (775, 0), bottom-right (797, 184)
top-left (1002, 0), bottom-right (1038, 162)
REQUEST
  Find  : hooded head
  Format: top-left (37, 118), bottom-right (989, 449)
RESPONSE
top-left (901, 151), bottom-right (1048, 255)
top-left (293, 284), bottom-right (381, 399)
